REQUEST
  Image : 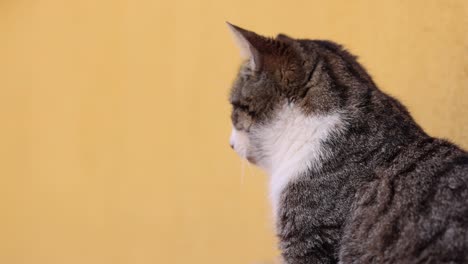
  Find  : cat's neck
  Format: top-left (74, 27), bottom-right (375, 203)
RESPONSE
top-left (257, 103), bottom-right (346, 216)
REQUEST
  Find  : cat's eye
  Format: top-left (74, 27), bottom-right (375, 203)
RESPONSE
top-left (231, 101), bottom-right (249, 112)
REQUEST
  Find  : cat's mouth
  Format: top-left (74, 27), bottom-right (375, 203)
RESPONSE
top-left (246, 155), bottom-right (257, 164)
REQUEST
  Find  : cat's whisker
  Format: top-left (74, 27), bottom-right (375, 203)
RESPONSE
top-left (240, 157), bottom-right (245, 185)
top-left (227, 23), bottom-right (468, 263)
top-left (246, 159), bottom-right (255, 178)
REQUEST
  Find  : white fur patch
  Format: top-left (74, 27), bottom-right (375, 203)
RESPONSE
top-left (229, 103), bottom-right (345, 219)
top-left (253, 104), bottom-right (345, 217)
top-left (230, 128), bottom-right (250, 159)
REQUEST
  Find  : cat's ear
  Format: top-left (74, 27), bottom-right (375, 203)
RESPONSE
top-left (227, 23), bottom-right (304, 85)
top-left (226, 22), bottom-right (266, 71)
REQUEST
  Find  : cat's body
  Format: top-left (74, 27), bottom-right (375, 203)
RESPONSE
top-left (227, 23), bottom-right (468, 264)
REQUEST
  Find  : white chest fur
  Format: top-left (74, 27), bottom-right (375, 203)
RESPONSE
top-left (256, 104), bottom-right (344, 217)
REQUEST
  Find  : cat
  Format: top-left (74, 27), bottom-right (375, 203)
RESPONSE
top-left (226, 22), bottom-right (468, 264)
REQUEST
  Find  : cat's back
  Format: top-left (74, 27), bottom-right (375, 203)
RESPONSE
top-left (341, 137), bottom-right (468, 264)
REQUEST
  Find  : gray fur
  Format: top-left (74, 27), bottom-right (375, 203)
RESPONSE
top-left (227, 24), bottom-right (468, 264)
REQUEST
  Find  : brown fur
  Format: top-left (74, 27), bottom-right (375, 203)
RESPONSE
top-left (228, 24), bottom-right (468, 263)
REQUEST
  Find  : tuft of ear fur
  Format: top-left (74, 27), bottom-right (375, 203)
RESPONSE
top-left (276, 33), bottom-right (294, 43)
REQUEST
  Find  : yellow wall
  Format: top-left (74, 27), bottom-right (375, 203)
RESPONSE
top-left (0, 1), bottom-right (467, 263)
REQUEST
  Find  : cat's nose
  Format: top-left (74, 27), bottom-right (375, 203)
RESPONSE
top-left (229, 143), bottom-right (234, 149)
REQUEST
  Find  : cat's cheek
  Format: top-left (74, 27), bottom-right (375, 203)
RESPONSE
top-left (229, 127), bottom-right (250, 159)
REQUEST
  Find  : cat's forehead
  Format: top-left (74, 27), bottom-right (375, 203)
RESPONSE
top-left (230, 64), bottom-right (274, 103)
top-left (230, 64), bottom-right (254, 100)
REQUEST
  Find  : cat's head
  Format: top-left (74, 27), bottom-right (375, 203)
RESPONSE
top-left (227, 23), bottom-right (365, 173)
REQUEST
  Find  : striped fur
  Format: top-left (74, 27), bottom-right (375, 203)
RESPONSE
top-left (227, 24), bottom-right (468, 264)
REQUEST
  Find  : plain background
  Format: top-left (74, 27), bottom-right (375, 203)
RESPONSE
top-left (1, 0), bottom-right (467, 263)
